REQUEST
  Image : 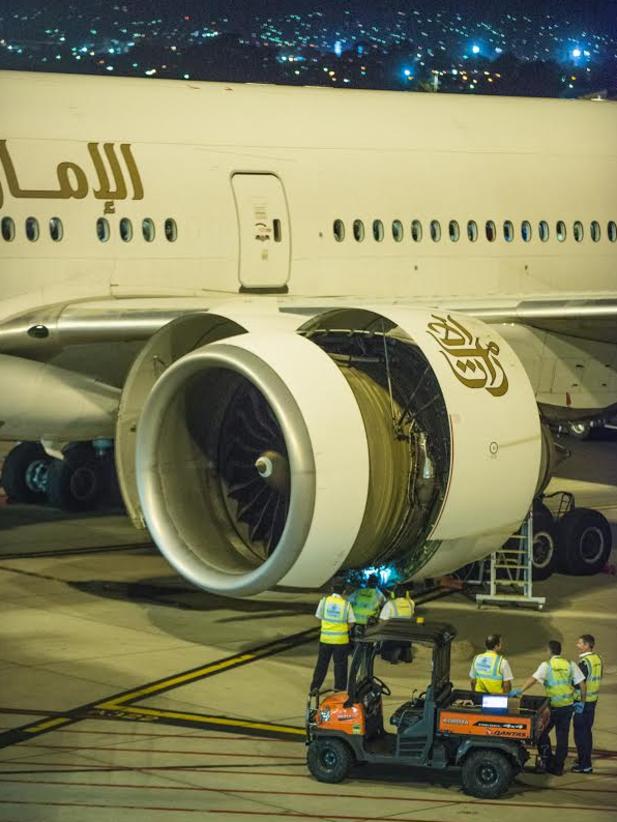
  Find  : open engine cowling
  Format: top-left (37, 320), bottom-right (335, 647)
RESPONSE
top-left (130, 306), bottom-right (544, 596)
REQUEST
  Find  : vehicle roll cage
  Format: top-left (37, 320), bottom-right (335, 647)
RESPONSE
top-left (346, 620), bottom-right (457, 704)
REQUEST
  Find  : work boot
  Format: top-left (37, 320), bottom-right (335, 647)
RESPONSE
top-left (571, 764), bottom-right (593, 773)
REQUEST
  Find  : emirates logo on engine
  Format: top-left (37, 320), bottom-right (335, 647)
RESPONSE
top-left (426, 314), bottom-right (509, 397)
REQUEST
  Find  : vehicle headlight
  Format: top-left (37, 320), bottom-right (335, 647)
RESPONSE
top-left (319, 708), bottom-right (331, 723)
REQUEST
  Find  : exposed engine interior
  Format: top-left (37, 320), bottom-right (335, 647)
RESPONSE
top-left (131, 307), bottom-right (543, 596)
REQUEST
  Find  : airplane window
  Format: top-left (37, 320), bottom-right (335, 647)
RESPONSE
top-left (573, 221), bottom-right (584, 242)
top-left (49, 217), bottom-right (63, 242)
top-left (521, 220), bottom-right (532, 242)
top-left (333, 219), bottom-right (345, 242)
top-left (142, 218), bottom-right (156, 242)
top-left (392, 220), bottom-right (404, 242)
top-left (97, 217), bottom-right (110, 242)
top-left (467, 220), bottom-right (478, 242)
top-left (353, 219), bottom-right (365, 242)
top-left (25, 217), bottom-right (39, 242)
top-left (164, 218), bottom-right (178, 242)
top-left (539, 220), bottom-right (550, 242)
top-left (608, 221), bottom-right (617, 242)
top-left (1, 216), bottom-right (15, 241)
top-left (503, 220), bottom-right (514, 242)
top-left (449, 220), bottom-right (460, 242)
top-left (590, 220), bottom-right (601, 242)
top-left (120, 218), bottom-right (133, 242)
top-left (411, 219), bottom-right (422, 242)
top-left (373, 219), bottom-right (384, 242)
top-left (485, 220), bottom-right (496, 242)
top-left (556, 220), bottom-right (567, 242)
top-left (430, 220), bottom-right (441, 242)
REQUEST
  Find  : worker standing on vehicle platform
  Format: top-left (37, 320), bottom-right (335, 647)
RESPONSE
top-left (469, 634), bottom-right (513, 694)
top-left (378, 584), bottom-right (415, 664)
top-left (348, 574), bottom-right (386, 639)
top-left (511, 639), bottom-right (586, 775)
top-left (309, 578), bottom-right (355, 695)
top-left (572, 633), bottom-right (603, 773)
top-left (378, 584), bottom-right (415, 620)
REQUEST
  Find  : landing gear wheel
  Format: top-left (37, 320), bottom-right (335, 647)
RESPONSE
top-left (461, 749), bottom-right (513, 799)
top-left (569, 422), bottom-right (591, 440)
top-left (531, 504), bottom-right (558, 581)
top-left (0, 442), bottom-right (51, 504)
top-left (557, 507), bottom-right (612, 575)
top-left (46, 444), bottom-right (104, 512)
top-left (307, 738), bottom-right (353, 783)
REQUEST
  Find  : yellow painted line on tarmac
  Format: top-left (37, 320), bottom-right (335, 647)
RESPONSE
top-left (113, 704), bottom-right (305, 736)
top-left (23, 717), bottom-right (73, 733)
top-left (96, 654), bottom-right (256, 708)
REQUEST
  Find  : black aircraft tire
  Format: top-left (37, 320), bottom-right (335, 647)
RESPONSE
top-left (0, 442), bottom-right (50, 504)
top-left (46, 444), bottom-right (104, 512)
top-left (557, 508), bottom-right (612, 575)
top-left (531, 507), bottom-right (558, 581)
top-left (461, 749), bottom-right (513, 799)
top-left (307, 738), bottom-right (353, 783)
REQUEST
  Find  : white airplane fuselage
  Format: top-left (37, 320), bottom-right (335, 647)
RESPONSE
top-left (1, 71), bottom-right (616, 594)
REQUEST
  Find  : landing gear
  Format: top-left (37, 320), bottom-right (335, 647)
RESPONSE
top-left (0, 442), bottom-right (51, 504)
top-left (46, 443), bottom-right (106, 512)
top-left (530, 502), bottom-right (559, 581)
top-left (557, 507), bottom-right (612, 575)
top-left (1, 440), bottom-right (119, 512)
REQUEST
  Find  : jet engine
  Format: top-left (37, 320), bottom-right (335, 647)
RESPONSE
top-left (124, 306), bottom-right (545, 596)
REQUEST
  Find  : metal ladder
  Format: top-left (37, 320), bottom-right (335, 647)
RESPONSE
top-left (476, 510), bottom-right (546, 610)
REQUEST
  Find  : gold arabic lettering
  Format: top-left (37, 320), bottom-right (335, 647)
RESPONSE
top-left (426, 314), bottom-right (509, 397)
top-left (0, 140), bottom-right (144, 203)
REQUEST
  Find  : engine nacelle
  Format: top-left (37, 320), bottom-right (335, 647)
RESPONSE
top-left (130, 305), bottom-right (544, 596)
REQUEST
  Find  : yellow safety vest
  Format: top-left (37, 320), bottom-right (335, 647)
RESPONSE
top-left (389, 596), bottom-right (414, 618)
top-left (319, 594), bottom-right (352, 645)
top-left (579, 653), bottom-right (603, 703)
top-left (350, 588), bottom-right (382, 625)
top-left (544, 656), bottom-right (575, 708)
top-left (472, 651), bottom-right (506, 694)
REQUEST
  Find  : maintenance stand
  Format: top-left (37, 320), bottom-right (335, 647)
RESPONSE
top-left (306, 620), bottom-right (549, 799)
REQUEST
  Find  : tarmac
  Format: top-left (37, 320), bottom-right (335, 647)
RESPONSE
top-left (0, 433), bottom-right (616, 821)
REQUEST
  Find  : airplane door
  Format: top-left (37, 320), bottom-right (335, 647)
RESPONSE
top-left (231, 173), bottom-right (290, 289)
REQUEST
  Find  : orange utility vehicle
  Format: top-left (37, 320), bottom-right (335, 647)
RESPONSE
top-left (306, 620), bottom-right (550, 798)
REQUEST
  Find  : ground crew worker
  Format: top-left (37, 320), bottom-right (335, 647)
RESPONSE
top-left (469, 634), bottom-right (513, 694)
top-left (511, 639), bottom-right (586, 775)
top-left (572, 633), bottom-right (603, 773)
top-left (378, 584), bottom-right (414, 664)
top-left (349, 574), bottom-right (386, 638)
top-left (309, 578), bottom-right (355, 694)
top-left (379, 584), bottom-right (415, 620)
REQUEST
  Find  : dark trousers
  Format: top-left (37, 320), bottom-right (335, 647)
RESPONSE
top-left (538, 704), bottom-right (574, 771)
top-left (310, 642), bottom-right (350, 691)
top-left (573, 701), bottom-right (596, 769)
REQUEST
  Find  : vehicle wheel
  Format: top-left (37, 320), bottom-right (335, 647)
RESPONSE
top-left (557, 507), bottom-right (612, 575)
top-left (569, 422), bottom-right (591, 440)
top-left (0, 442), bottom-right (51, 504)
top-left (307, 738), bottom-right (353, 783)
top-left (46, 444), bottom-right (104, 512)
top-left (531, 505), bottom-right (558, 581)
top-left (461, 749), bottom-right (513, 799)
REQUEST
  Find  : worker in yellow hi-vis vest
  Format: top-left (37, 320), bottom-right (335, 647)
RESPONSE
top-left (378, 584), bottom-right (415, 664)
top-left (469, 634), bottom-right (514, 694)
top-left (348, 574), bottom-right (386, 639)
top-left (512, 639), bottom-right (586, 775)
top-left (572, 633), bottom-right (603, 773)
top-left (309, 579), bottom-right (356, 694)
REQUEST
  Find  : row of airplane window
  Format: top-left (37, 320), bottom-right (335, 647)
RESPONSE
top-left (333, 218), bottom-right (617, 244)
top-left (0, 216), bottom-right (179, 243)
